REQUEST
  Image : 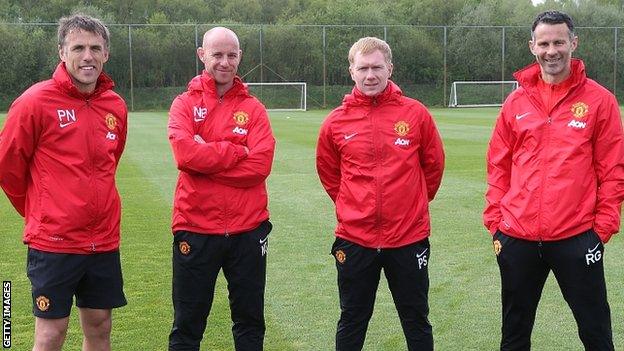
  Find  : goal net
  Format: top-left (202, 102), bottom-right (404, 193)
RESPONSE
top-left (449, 81), bottom-right (519, 107)
top-left (245, 82), bottom-right (307, 111)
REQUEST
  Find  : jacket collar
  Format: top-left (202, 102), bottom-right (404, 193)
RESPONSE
top-left (343, 80), bottom-right (403, 107)
top-left (513, 58), bottom-right (586, 91)
top-left (187, 70), bottom-right (250, 98)
top-left (52, 62), bottom-right (115, 99)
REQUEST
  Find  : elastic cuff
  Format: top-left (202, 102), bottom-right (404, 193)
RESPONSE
top-left (488, 223), bottom-right (499, 236)
top-left (595, 229), bottom-right (613, 244)
top-left (235, 145), bottom-right (248, 160)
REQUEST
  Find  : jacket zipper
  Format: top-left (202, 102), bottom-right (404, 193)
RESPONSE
top-left (536, 115), bottom-right (550, 242)
top-left (370, 98), bottom-right (383, 250)
top-left (85, 99), bottom-right (99, 251)
top-left (217, 95), bottom-right (229, 235)
top-left (535, 83), bottom-right (574, 241)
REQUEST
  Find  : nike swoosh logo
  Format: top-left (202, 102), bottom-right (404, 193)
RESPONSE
top-left (416, 248), bottom-right (428, 258)
top-left (194, 117), bottom-right (205, 122)
top-left (588, 243), bottom-right (600, 253)
top-left (259, 237), bottom-right (268, 245)
top-left (515, 112), bottom-right (531, 120)
top-left (344, 133), bottom-right (357, 140)
top-left (59, 121), bottom-right (75, 128)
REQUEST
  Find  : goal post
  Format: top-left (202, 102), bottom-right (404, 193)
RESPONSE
top-left (448, 81), bottom-right (519, 108)
top-left (245, 82), bottom-right (307, 111)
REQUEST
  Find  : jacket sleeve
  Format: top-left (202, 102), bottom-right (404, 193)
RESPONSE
top-left (0, 96), bottom-right (41, 217)
top-left (168, 95), bottom-right (247, 175)
top-left (419, 110), bottom-right (445, 201)
top-left (208, 106), bottom-right (275, 188)
top-left (114, 105), bottom-right (128, 164)
top-left (484, 109), bottom-right (514, 235)
top-left (316, 117), bottom-right (341, 202)
top-left (592, 95), bottom-right (624, 243)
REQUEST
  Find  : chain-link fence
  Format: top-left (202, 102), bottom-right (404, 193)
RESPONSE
top-left (1, 23), bottom-right (623, 110)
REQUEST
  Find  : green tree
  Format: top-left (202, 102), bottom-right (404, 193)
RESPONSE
top-left (286, 0), bottom-right (393, 25)
top-left (447, 0), bottom-right (534, 82)
top-left (394, 0), bottom-right (476, 25)
top-left (0, 25), bottom-right (56, 109)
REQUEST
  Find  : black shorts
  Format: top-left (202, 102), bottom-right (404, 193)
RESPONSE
top-left (27, 248), bottom-right (127, 319)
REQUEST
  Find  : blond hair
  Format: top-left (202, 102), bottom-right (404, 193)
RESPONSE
top-left (348, 37), bottom-right (392, 66)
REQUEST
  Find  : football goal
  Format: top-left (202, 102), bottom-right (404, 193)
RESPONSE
top-left (246, 82), bottom-right (307, 111)
top-left (448, 81), bottom-right (519, 107)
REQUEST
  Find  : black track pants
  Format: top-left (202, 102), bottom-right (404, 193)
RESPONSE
top-left (495, 229), bottom-right (613, 351)
top-left (169, 221), bottom-right (272, 351)
top-left (332, 238), bottom-right (433, 351)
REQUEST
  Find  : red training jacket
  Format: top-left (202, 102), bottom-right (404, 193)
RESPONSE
top-left (316, 81), bottom-right (445, 249)
top-left (0, 63), bottom-right (128, 254)
top-left (168, 72), bottom-right (275, 235)
top-left (484, 59), bottom-right (624, 243)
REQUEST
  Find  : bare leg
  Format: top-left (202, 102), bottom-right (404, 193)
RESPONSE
top-left (79, 308), bottom-right (112, 351)
top-left (32, 316), bottom-right (70, 351)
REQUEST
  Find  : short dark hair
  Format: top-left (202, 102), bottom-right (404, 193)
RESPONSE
top-left (58, 13), bottom-right (110, 50)
top-left (531, 11), bottom-right (575, 40)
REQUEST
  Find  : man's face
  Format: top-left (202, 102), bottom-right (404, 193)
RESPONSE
top-left (198, 33), bottom-right (241, 88)
top-left (349, 50), bottom-right (393, 97)
top-left (58, 29), bottom-right (109, 94)
top-left (529, 22), bottom-right (578, 84)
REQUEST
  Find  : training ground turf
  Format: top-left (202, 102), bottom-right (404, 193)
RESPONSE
top-left (1, 108), bottom-right (623, 350)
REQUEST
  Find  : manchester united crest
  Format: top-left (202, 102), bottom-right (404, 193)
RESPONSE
top-left (394, 121), bottom-right (409, 137)
top-left (335, 250), bottom-right (346, 264)
top-left (36, 295), bottom-right (50, 312)
top-left (105, 114), bottom-right (117, 130)
top-left (233, 111), bottom-right (249, 126)
top-left (179, 241), bottom-right (191, 255)
top-left (493, 240), bottom-right (502, 256)
top-left (571, 102), bottom-right (588, 119)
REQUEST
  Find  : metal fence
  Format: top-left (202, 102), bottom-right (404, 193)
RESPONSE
top-left (1, 23), bottom-right (623, 110)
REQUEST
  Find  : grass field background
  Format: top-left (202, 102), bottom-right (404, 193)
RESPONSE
top-left (1, 108), bottom-right (623, 350)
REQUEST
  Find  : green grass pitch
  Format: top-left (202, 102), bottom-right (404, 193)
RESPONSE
top-left (1, 108), bottom-right (623, 350)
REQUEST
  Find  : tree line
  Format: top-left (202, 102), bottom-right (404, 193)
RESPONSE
top-left (2, 0), bottom-right (624, 109)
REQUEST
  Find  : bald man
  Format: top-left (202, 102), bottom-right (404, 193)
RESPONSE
top-left (167, 27), bottom-right (276, 351)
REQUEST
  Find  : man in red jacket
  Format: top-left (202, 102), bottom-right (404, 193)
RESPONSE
top-left (0, 14), bottom-right (127, 351)
top-left (167, 27), bottom-right (275, 351)
top-left (316, 37), bottom-right (445, 351)
top-left (484, 11), bottom-right (624, 350)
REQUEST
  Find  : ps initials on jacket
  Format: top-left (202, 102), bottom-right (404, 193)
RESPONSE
top-left (317, 81), bottom-right (445, 249)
